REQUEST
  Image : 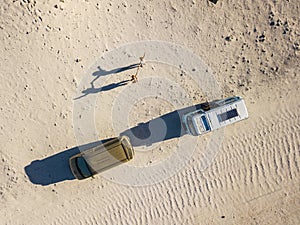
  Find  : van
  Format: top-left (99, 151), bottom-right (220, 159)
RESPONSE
top-left (69, 136), bottom-right (134, 180)
top-left (182, 96), bottom-right (248, 136)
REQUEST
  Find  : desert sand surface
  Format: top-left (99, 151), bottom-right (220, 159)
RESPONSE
top-left (0, 0), bottom-right (299, 224)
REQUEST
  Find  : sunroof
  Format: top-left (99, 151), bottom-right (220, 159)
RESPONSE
top-left (218, 108), bottom-right (238, 122)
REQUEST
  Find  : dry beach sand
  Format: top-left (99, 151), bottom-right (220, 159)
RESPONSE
top-left (0, 0), bottom-right (299, 224)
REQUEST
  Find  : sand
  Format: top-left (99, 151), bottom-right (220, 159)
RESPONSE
top-left (0, 0), bottom-right (299, 224)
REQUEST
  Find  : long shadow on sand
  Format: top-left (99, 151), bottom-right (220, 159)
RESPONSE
top-left (25, 139), bottom-right (113, 186)
top-left (74, 80), bottom-right (130, 100)
top-left (120, 103), bottom-right (206, 147)
top-left (74, 64), bottom-right (139, 100)
top-left (25, 102), bottom-right (209, 186)
top-left (92, 64), bottom-right (139, 84)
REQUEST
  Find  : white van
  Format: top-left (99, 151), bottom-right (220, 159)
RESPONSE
top-left (182, 96), bottom-right (248, 136)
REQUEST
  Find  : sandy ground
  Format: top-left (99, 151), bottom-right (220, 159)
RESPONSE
top-left (0, 0), bottom-right (299, 224)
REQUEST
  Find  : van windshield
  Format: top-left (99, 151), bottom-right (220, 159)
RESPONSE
top-left (201, 116), bottom-right (211, 131)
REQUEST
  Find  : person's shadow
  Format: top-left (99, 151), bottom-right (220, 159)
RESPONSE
top-left (74, 64), bottom-right (139, 100)
top-left (74, 80), bottom-right (130, 100)
top-left (24, 102), bottom-right (213, 186)
top-left (91, 64), bottom-right (139, 84)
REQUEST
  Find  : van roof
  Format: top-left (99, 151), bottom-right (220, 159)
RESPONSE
top-left (205, 98), bottom-right (248, 130)
top-left (81, 136), bottom-right (133, 173)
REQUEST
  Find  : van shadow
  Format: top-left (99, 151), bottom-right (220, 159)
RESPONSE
top-left (24, 138), bottom-right (113, 186)
top-left (120, 103), bottom-right (206, 146)
top-left (25, 102), bottom-right (210, 186)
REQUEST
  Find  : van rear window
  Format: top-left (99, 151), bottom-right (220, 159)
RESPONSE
top-left (218, 108), bottom-right (238, 122)
top-left (76, 157), bottom-right (93, 178)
